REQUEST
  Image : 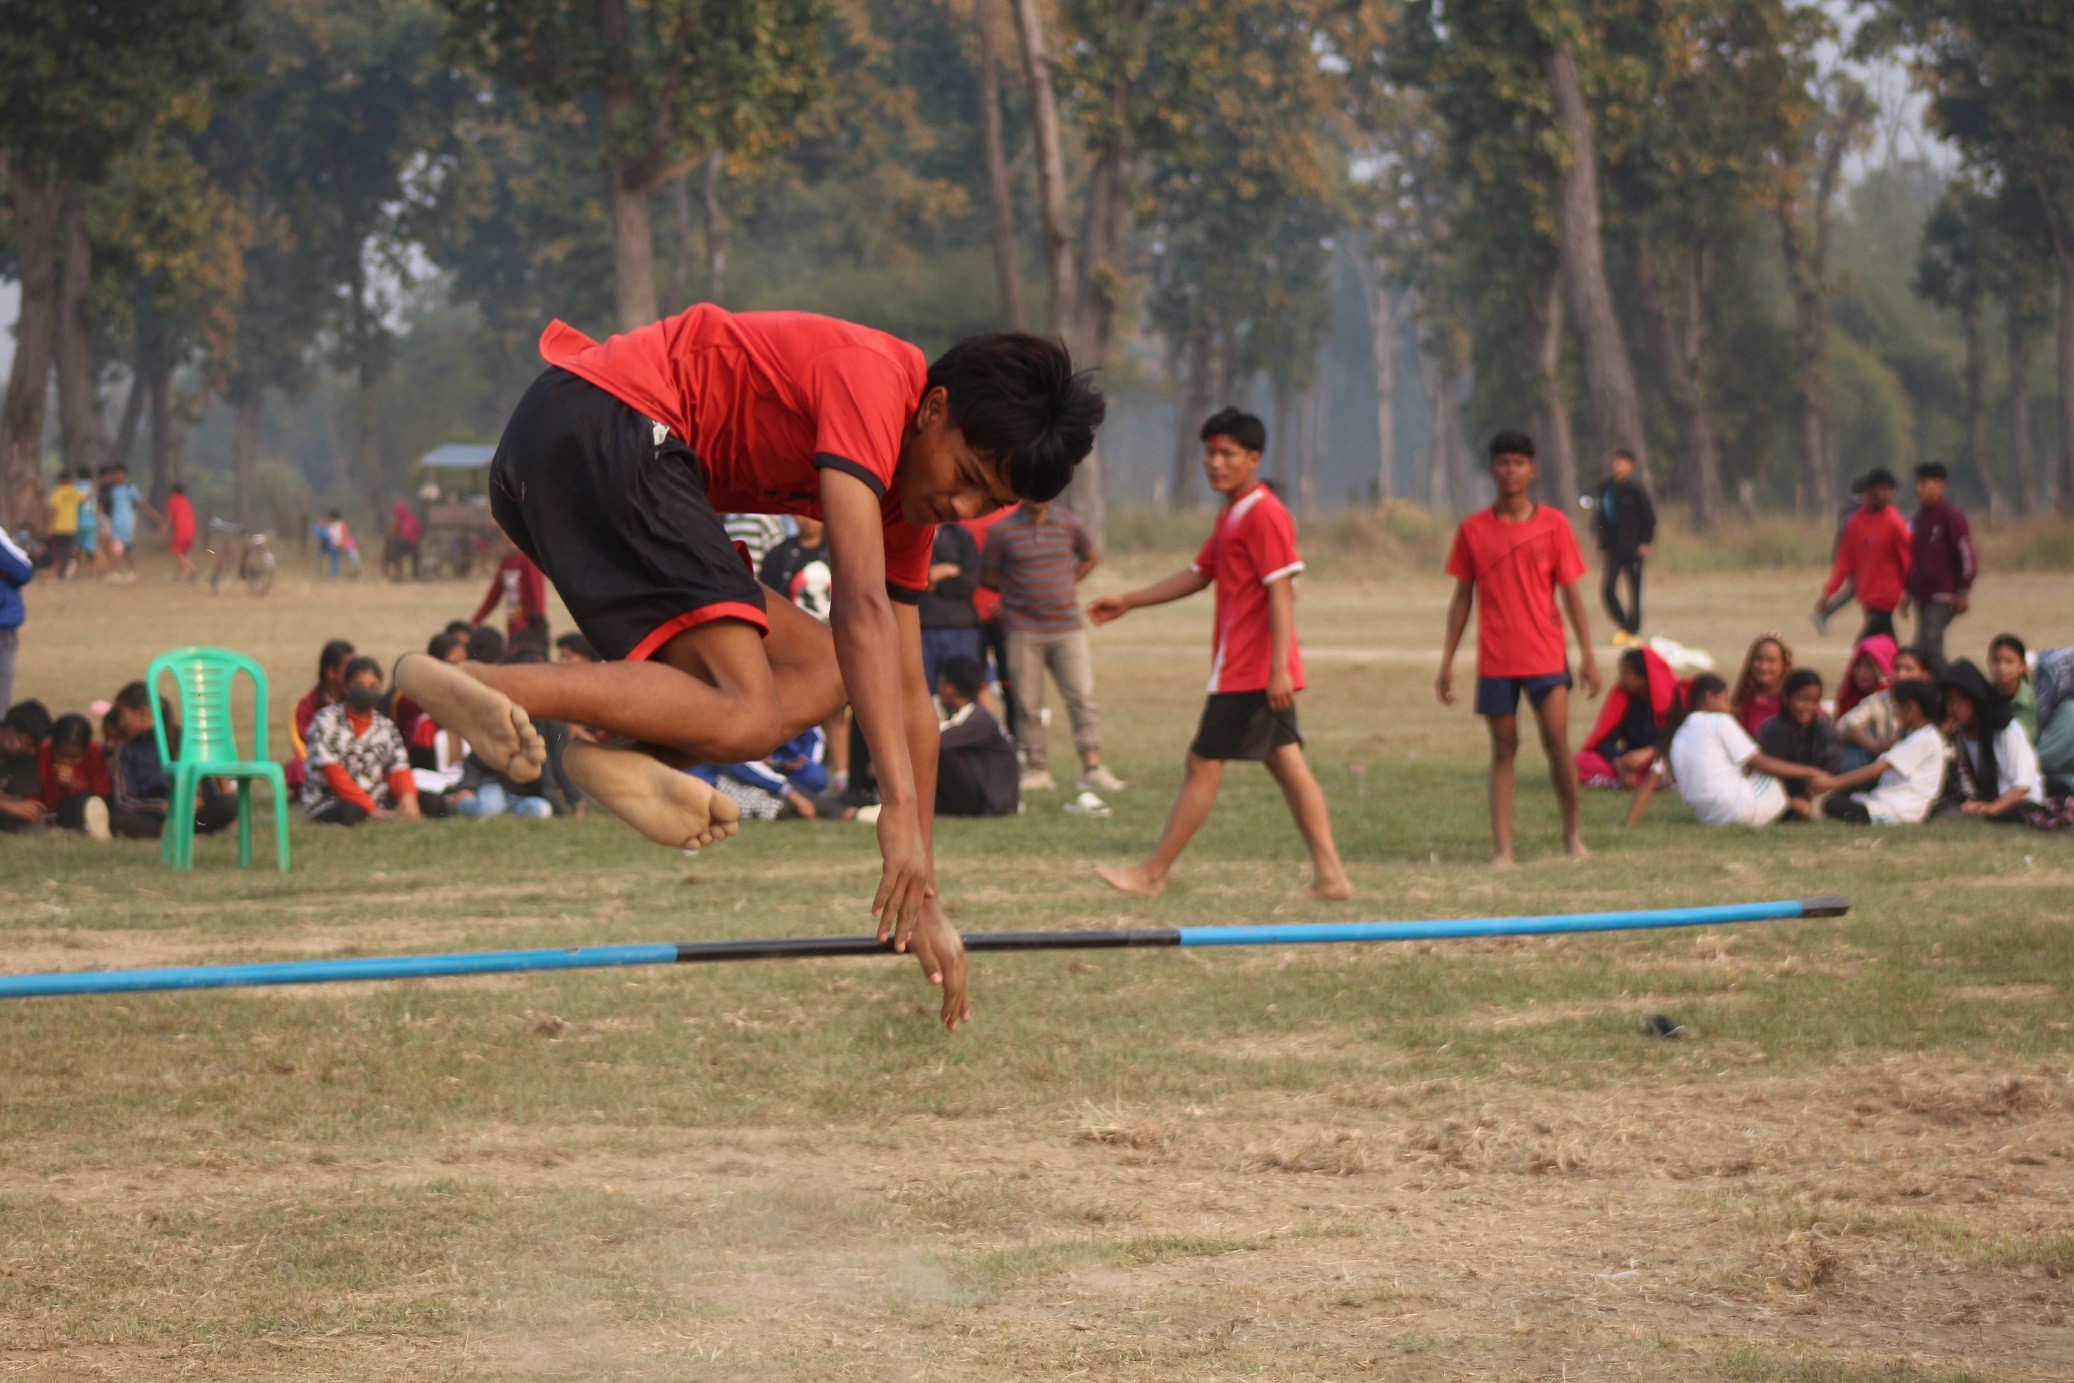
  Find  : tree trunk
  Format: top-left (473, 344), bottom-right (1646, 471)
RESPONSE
top-left (359, 369), bottom-right (386, 518)
top-left (1418, 329), bottom-right (1465, 516)
top-left (1547, 42), bottom-right (1648, 479)
top-left (0, 171), bottom-right (62, 534)
top-left (1778, 205), bottom-right (1835, 517)
top-left (110, 372), bottom-right (146, 469)
top-left (1632, 237), bottom-right (1725, 526)
top-left (1169, 332), bottom-right (1215, 509)
top-left (975, 0), bottom-right (1025, 330)
top-left (1354, 251), bottom-right (1396, 503)
top-left (1529, 268), bottom-right (1578, 510)
top-left (1011, 0), bottom-right (1075, 345)
top-left (702, 149), bottom-right (727, 303)
top-left (233, 393), bottom-right (260, 528)
top-left (668, 173), bottom-right (695, 307)
top-left (1960, 289), bottom-right (2000, 520)
top-left (2059, 243), bottom-right (2074, 515)
top-left (54, 184), bottom-right (109, 480)
top-left (147, 363), bottom-right (175, 507)
top-left (599, 0), bottom-right (656, 331)
top-left (2008, 314), bottom-right (2034, 514)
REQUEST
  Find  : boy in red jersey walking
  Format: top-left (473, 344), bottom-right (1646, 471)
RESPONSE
top-left (1437, 430), bottom-right (1602, 866)
top-left (394, 306), bottom-right (1104, 1029)
top-left (1089, 409), bottom-right (1350, 900)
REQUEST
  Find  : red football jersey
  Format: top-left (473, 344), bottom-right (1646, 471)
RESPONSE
top-left (1190, 484), bottom-right (1306, 695)
top-left (1444, 504), bottom-right (1586, 679)
top-left (539, 306), bottom-right (936, 595)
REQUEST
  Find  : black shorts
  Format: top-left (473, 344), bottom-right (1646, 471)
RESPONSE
top-left (490, 367), bottom-right (767, 662)
top-left (1188, 691), bottom-right (1302, 762)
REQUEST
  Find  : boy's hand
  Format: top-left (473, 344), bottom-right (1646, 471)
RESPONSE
top-left (1435, 663), bottom-right (1455, 705)
top-left (1267, 666), bottom-right (1295, 712)
top-left (1087, 595), bottom-right (1130, 626)
top-left (396, 795), bottom-right (423, 822)
top-left (872, 805), bottom-right (934, 945)
top-left (1579, 660), bottom-right (1603, 699)
top-left (908, 896), bottom-right (971, 1031)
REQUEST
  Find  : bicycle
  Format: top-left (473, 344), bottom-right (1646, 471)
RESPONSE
top-left (206, 517), bottom-right (277, 596)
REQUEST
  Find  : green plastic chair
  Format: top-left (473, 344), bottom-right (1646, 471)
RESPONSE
top-left (146, 646), bottom-right (291, 871)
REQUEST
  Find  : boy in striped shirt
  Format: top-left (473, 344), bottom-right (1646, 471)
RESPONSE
top-left (1089, 409), bottom-right (1350, 900)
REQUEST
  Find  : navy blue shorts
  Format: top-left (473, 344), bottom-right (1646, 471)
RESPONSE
top-left (1475, 671), bottom-right (1572, 718)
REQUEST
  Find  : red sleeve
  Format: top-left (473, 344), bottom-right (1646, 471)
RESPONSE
top-left (522, 560), bottom-right (546, 616)
top-left (471, 572), bottom-right (501, 626)
top-left (1444, 522), bottom-right (1475, 582)
top-left (804, 348), bottom-right (916, 498)
top-left (1190, 530), bottom-right (1217, 577)
top-left (1953, 507), bottom-right (1976, 589)
top-left (1551, 515), bottom-right (1587, 586)
top-left (387, 768), bottom-right (418, 802)
top-left (322, 762), bottom-right (377, 812)
top-left (1247, 503), bottom-right (1304, 584)
top-left (1821, 516), bottom-right (1855, 598)
top-left (882, 518), bottom-right (935, 601)
top-left (1891, 510), bottom-right (1913, 578)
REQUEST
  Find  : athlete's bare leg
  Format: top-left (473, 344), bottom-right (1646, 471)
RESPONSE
top-left (1097, 753), bottom-right (1224, 897)
top-left (1262, 743), bottom-right (1352, 899)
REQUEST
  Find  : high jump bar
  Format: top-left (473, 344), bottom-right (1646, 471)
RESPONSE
top-left (0, 898), bottom-right (1847, 1000)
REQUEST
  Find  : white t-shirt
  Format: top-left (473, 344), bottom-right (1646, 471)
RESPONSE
top-left (1669, 712), bottom-right (1788, 827)
top-left (1960, 722), bottom-right (2044, 805)
top-left (1856, 723), bottom-right (1944, 824)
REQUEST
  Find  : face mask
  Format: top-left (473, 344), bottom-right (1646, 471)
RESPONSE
top-left (343, 687), bottom-right (383, 713)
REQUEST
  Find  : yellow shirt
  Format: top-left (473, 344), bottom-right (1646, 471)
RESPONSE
top-left (49, 483), bottom-right (84, 535)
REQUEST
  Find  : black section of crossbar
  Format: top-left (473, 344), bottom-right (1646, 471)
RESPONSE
top-left (671, 929), bottom-right (1182, 963)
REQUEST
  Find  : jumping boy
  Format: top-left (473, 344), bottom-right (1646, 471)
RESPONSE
top-left (1088, 408), bottom-right (1351, 900)
top-left (1437, 430), bottom-right (1601, 866)
top-left (393, 305), bottom-right (1104, 1030)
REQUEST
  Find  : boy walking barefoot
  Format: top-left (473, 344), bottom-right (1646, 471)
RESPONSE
top-left (396, 306), bottom-right (1104, 1029)
top-left (1088, 409), bottom-right (1351, 901)
top-left (1437, 430), bottom-right (1602, 866)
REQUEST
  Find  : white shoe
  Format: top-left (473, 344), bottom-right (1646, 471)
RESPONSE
top-left (82, 796), bottom-right (112, 841)
top-left (1062, 791), bottom-right (1111, 818)
top-left (1078, 764), bottom-right (1126, 793)
top-left (855, 803), bottom-right (882, 824)
top-left (1019, 769), bottom-right (1057, 793)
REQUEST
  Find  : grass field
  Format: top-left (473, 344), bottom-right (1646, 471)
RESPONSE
top-left (3, 544), bottom-right (2070, 1380)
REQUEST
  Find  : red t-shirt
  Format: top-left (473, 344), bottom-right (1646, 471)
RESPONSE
top-left (539, 306), bottom-right (936, 597)
top-left (166, 494), bottom-right (196, 551)
top-left (960, 506), bottom-right (1015, 622)
top-left (1190, 484), bottom-right (1306, 695)
top-left (1445, 504), bottom-right (1586, 679)
top-left (1822, 504), bottom-right (1912, 613)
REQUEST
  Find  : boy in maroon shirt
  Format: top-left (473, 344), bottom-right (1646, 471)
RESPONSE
top-left (1088, 409), bottom-right (1350, 900)
top-left (394, 306), bottom-right (1104, 1029)
top-left (1905, 461), bottom-right (1975, 665)
top-left (471, 541), bottom-right (549, 640)
top-left (1437, 431), bottom-right (1601, 866)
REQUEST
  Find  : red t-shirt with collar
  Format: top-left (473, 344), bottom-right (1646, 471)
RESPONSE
top-left (1445, 503), bottom-right (1586, 679)
top-left (539, 306), bottom-right (937, 597)
top-left (1191, 483), bottom-right (1306, 695)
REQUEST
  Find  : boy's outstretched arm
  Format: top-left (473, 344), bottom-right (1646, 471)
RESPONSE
top-left (1558, 581), bottom-right (1601, 698)
top-left (1436, 578), bottom-right (1473, 704)
top-left (1087, 567), bottom-right (1209, 625)
top-left (892, 597), bottom-right (971, 1029)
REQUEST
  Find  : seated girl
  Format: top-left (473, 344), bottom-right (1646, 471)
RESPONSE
top-left (103, 682), bottom-right (238, 840)
top-left (1815, 679), bottom-right (1945, 824)
top-left (1662, 674), bottom-right (1826, 827)
top-left (2036, 648), bottom-right (2074, 800)
top-left (1577, 647), bottom-right (1673, 789)
top-left (1935, 659), bottom-right (2044, 824)
top-left (1837, 643), bottom-right (1932, 771)
top-left (1756, 668), bottom-right (1840, 805)
top-left (1987, 634), bottom-right (2036, 740)
top-left (302, 657), bottom-right (422, 827)
top-left (1729, 633), bottom-right (1792, 737)
top-left (38, 713), bottom-right (114, 837)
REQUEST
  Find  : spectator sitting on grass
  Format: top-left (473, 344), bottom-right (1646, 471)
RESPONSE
top-left (1987, 634), bottom-right (2035, 740)
top-left (38, 712), bottom-right (114, 838)
top-left (1661, 674), bottom-right (1825, 827)
top-left (395, 631), bottom-right (470, 776)
top-left (2034, 648), bottom-right (2074, 802)
top-left (693, 727), bottom-right (852, 822)
top-left (1576, 646), bottom-right (1671, 791)
top-left (1834, 634), bottom-right (1896, 770)
top-left (1934, 660), bottom-right (2043, 825)
top-left (0, 699), bottom-right (52, 833)
top-left (104, 682), bottom-right (238, 840)
top-left (1813, 679), bottom-right (1945, 825)
top-left (465, 623), bottom-right (505, 666)
top-left (303, 657), bottom-right (422, 827)
top-left (1757, 668), bottom-right (1840, 810)
top-left (288, 639), bottom-right (356, 792)
top-left (935, 655), bottom-right (1018, 818)
top-left (555, 632), bottom-right (598, 664)
top-left (1729, 633), bottom-right (1791, 737)
top-left (450, 648), bottom-right (577, 820)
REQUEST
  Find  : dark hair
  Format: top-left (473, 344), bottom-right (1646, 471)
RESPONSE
top-left (1619, 648), bottom-right (1648, 679)
top-left (326, 508), bottom-right (342, 521)
top-left (1914, 461), bottom-right (1948, 482)
top-left (503, 646), bottom-right (547, 665)
top-left (50, 713), bottom-right (93, 754)
top-left (938, 654), bottom-right (986, 701)
top-left (1989, 632), bottom-right (2026, 664)
top-left (1863, 468), bottom-right (1897, 490)
top-left (1896, 643), bottom-right (1943, 677)
top-left (1610, 448), bottom-right (1636, 465)
top-left (1891, 678), bottom-right (1941, 721)
top-left (1849, 474), bottom-right (1868, 495)
top-left (1782, 668), bottom-right (1824, 699)
top-left (1488, 430), bottom-right (1536, 460)
top-left (1667, 673), bottom-right (1728, 742)
top-left (318, 639), bottom-right (357, 684)
top-left (467, 625), bottom-right (506, 664)
top-left (925, 332), bottom-right (1104, 504)
top-left (169, 482), bottom-right (186, 496)
top-left (556, 632), bottom-right (598, 661)
top-left (443, 619), bottom-right (473, 638)
top-left (113, 681), bottom-right (152, 714)
top-left (1200, 407), bottom-right (1267, 454)
top-left (427, 632), bottom-right (464, 661)
top-left (341, 655), bottom-right (383, 685)
top-left (525, 611), bottom-right (548, 634)
top-left (4, 699), bottom-right (53, 743)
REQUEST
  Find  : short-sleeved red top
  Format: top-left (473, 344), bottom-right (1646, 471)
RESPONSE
top-left (539, 306), bottom-right (936, 597)
top-left (1444, 504), bottom-right (1586, 679)
top-left (1190, 483), bottom-right (1306, 695)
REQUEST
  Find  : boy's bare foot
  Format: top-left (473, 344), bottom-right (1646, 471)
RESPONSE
top-left (1096, 862), bottom-right (1166, 898)
top-left (562, 742), bottom-right (740, 850)
top-left (393, 653), bottom-right (547, 783)
top-left (1566, 836), bottom-right (1591, 860)
top-left (1491, 852), bottom-right (1517, 870)
top-left (1302, 871), bottom-right (1353, 900)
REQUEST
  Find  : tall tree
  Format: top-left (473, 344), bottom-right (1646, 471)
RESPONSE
top-left (441, 0), bottom-right (829, 331)
top-left (971, 0), bottom-right (1026, 328)
top-left (1917, 185), bottom-right (1997, 512)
